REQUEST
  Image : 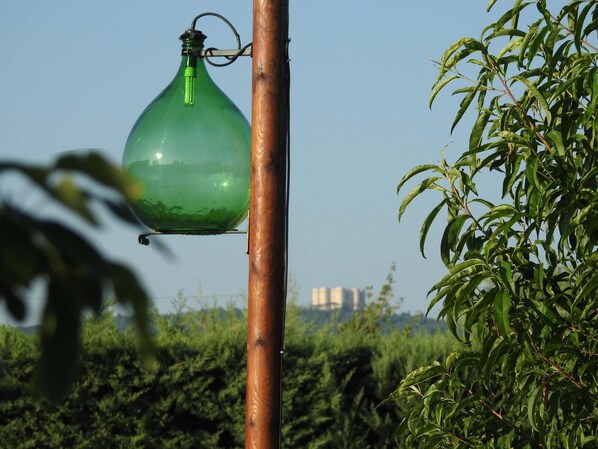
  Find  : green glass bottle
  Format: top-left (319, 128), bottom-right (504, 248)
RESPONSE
top-left (123, 29), bottom-right (251, 234)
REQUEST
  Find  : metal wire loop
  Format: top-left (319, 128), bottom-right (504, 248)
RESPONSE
top-left (190, 12), bottom-right (251, 67)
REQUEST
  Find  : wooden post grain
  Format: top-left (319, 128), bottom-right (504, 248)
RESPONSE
top-left (246, 0), bottom-right (289, 448)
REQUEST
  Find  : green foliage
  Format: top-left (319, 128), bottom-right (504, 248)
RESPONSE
top-left (396, 1), bottom-right (597, 447)
top-left (0, 302), bottom-right (465, 448)
top-left (0, 152), bottom-right (153, 400)
top-left (339, 262), bottom-right (400, 335)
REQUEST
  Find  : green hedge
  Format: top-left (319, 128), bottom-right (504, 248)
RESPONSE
top-left (0, 308), bottom-right (465, 448)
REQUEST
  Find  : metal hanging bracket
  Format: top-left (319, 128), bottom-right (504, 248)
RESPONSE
top-left (138, 229), bottom-right (247, 246)
top-left (183, 12), bottom-right (253, 66)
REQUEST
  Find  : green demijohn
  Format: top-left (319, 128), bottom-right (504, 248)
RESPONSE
top-left (122, 28), bottom-right (250, 234)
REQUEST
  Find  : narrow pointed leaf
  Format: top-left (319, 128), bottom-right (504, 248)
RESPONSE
top-left (451, 87), bottom-right (477, 133)
top-left (513, 75), bottom-right (552, 123)
top-left (469, 110), bottom-right (490, 152)
top-left (420, 199), bottom-right (447, 257)
top-left (430, 75), bottom-right (458, 108)
top-left (397, 164), bottom-right (438, 195)
top-left (493, 290), bottom-right (511, 339)
top-left (399, 177), bottom-right (442, 221)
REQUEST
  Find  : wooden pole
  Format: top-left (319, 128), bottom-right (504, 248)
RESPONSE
top-left (246, 0), bottom-right (289, 448)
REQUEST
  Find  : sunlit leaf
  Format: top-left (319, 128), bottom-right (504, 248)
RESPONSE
top-left (493, 2), bottom-right (532, 34)
top-left (493, 290), bottom-right (511, 340)
top-left (513, 75), bottom-right (552, 123)
top-left (388, 0), bottom-right (597, 445)
top-left (519, 19), bottom-right (542, 66)
top-left (397, 164), bottom-right (439, 195)
top-left (398, 177), bottom-right (443, 221)
top-left (436, 38), bottom-right (476, 81)
top-left (576, 273), bottom-right (598, 304)
top-left (398, 362), bottom-right (445, 390)
top-left (469, 109), bottom-right (491, 153)
top-left (451, 88), bottom-right (477, 133)
top-left (430, 75), bottom-right (459, 108)
top-left (546, 129), bottom-right (566, 155)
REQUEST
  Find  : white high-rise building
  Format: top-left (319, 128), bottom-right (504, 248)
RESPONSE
top-left (311, 287), bottom-right (365, 311)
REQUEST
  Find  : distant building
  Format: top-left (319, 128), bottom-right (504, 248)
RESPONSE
top-left (311, 287), bottom-right (365, 311)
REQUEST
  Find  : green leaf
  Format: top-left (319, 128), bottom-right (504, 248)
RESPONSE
top-left (576, 273), bottom-right (598, 304)
top-left (398, 177), bottom-right (443, 221)
top-left (525, 156), bottom-right (540, 190)
top-left (496, 37), bottom-right (524, 60)
top-left (513, 75), bottom-right (552, 123)
top-left (394, 2), bottom-right (598, 445)
top-left (479, 204), bottom-right (518, 227)
top-left (54, 176), bottom-right (97, 225)
top-left (0, 210), bottom-right (43, 285)
top-left (398, 362), bottom-right (445, 390)
top-left (527, 384), bottom-right (543, 432)
top-left (469, 109), bottom-right (491, 153)
top-left (499, 261), bottom-right (514, 291)
top-left (436, 38), bottom-right (476, 80)
top-left (451, 87), bottom-right (477, 133)
top-left (519, 19), bottom-right (542, 66)
top-left (426, 285), bottom-right (452, 315)
top-left (37, 220), bottom-right (103, 268)
top-left (430, 75), bottom-right (459, 108)
top-left (533, 265), bottom-right (545, 292)
top-left (447, 351), bottom-right (480, 371)
top-left (493, 290), bottom-right (511, 340)
top-left (493, 2), bottom-right (532, 34)
top-left (397, 164), bottom-right (439, 195)
top-left (581, 435), bottom-right (598, 447)
top-left (429, 259), bottom-right (486, 296)
top-left (546, 129), bottom-right (565, 156)
top-left (420, 199), bottom-right (447, 258)
top-left (497, 131), bottom-right (530, 147)
top-left (468, 197), bottom-right (495, 209)
top-left (440, 215), bottom-right (470, 265)
top-left (482, 339), bottom-right (505, 388)
top-left (55, 151), bottom-right (142, 202)
top-left (459, 171), bottom-right (478, 196)
top-left (34, 282), bottom-right (82, 401)
top-left (527, 23), bottom-right (550, 66)
top-left (574, 3), bottom-right (593, 52)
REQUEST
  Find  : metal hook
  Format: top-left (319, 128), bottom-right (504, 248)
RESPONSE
top-left (191, 12), bottom-right (241, 48)
top-left (188, 12), bottom-right (251, 67)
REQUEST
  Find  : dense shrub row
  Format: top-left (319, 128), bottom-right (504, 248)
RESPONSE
top-left (0, 306), bottom-right (465, 449)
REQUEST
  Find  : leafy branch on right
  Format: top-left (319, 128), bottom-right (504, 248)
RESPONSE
top-left (394, 1), bottom-right (597, 448)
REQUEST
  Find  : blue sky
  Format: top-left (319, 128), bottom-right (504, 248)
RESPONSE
top-left (0, 1), bottom-right (507, 322)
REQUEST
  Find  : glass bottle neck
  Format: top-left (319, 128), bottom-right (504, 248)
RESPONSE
top-left (179, 44), bottom-right (207, 106)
